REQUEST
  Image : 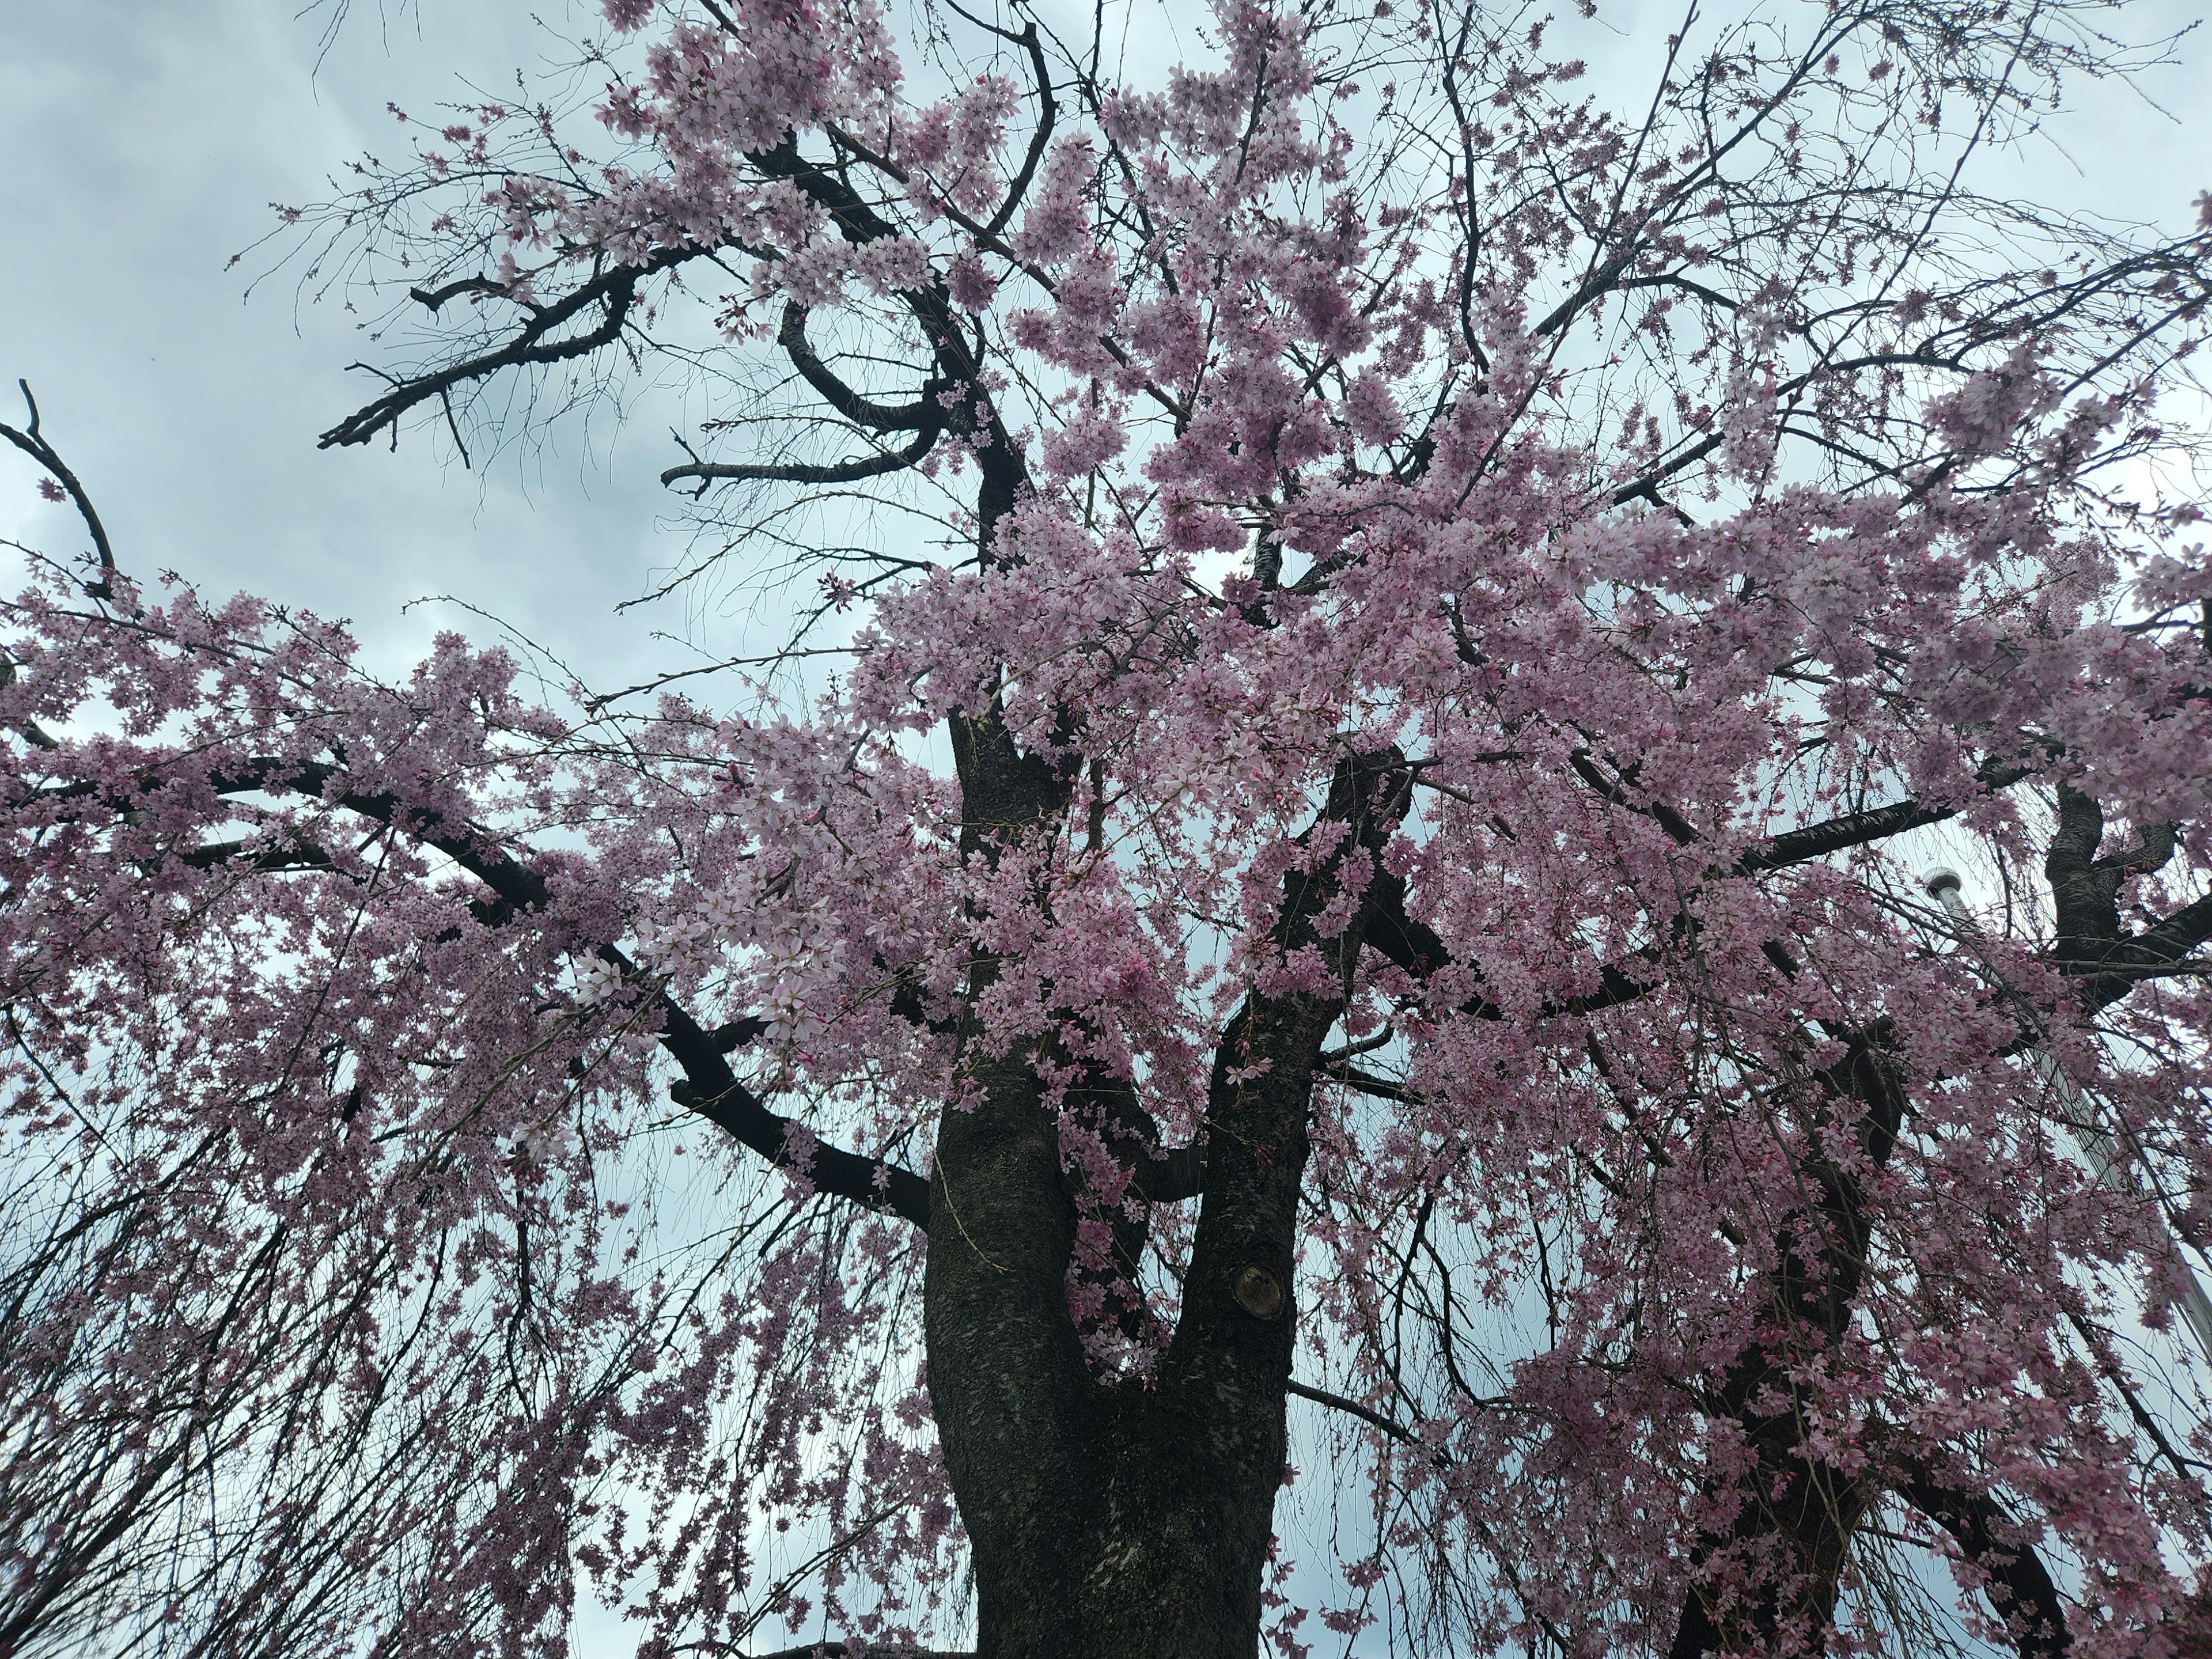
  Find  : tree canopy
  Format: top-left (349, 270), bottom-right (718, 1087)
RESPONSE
top-left (8, 1), bottom-right (2212, 1655)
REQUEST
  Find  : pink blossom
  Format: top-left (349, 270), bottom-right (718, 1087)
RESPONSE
top-left (19, 1), bottom-right (2212, 1654)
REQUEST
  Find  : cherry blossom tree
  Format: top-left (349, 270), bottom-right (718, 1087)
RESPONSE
top-left (10, 0), bottom-right (2212, 1655)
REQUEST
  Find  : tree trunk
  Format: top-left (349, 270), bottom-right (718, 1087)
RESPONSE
top-left (922, 1060), bottom-right (1308, 1658)
top-left (923, 748), bottom-right (1404, 1658)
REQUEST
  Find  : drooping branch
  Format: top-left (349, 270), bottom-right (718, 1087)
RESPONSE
top-left (168, 756), bottom-right (935, 1228)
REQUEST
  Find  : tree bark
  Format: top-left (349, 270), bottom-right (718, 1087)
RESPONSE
top-left (923, 748), bottom-right (1406, 1657)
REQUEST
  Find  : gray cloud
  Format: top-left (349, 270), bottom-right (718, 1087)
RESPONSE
top-left (0, 1), bottom-right (717, 689)
top-left (4, 0), bottom-right (2204, 680)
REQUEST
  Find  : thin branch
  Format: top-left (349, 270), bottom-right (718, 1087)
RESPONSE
top-left (1287, 1377), bottom-right (1418, 1442)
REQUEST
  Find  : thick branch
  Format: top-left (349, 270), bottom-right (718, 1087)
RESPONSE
top-left (407, 275), bottom-right (513, 314)
top-left (982, 18), bottom-right (1055, 240)
top-left (1131, 1141), bottom-right (1205, 1203)
top-left (661, 419), bottom-right (940, 494)
top-left (775, 302), bottom-right (941, 430)
top-left (1568, 749), bottom-right (1701, 846)
top-left (319, 248), bottom-right (695, 450)
top-left (174, 834), bottom-right (340, 874)
top-left (1363, 873), bottom-right (1661, 1022)
top-left (1367, 754), bottom-right (2043, 1021)
top-left (2046, 785), bottom-right (2125, 965)
top-left (1899, 1471), bottom-right (2071, 1658)
top-left (2077, 888), bottom-right (2212, 1016)
top-left (1736, 759), bottom-right (2037, 873)
top-left (2122, 891), bottom-right (2212, 979)
top-left (749, 135), bottom-right (1037, 574)
top-left (191, 758), bottom-right (932, 1227)
top-left (0, 652), bottom-right (60, 751)
top-left (2039, 782), bottom-right (2208, 1014)
top-left (1171, 750), bottom-right (1411, 1373)
top-left (2, 380), bottom-right (118, 590)
top-left (1533, 257), bottom-right (1738, 341)
top-left (1668, 1025), bottom-right (1907, 1659)
top-left (659, 989), bottom-right (930, 1228)
top-left (1286, 1377), bottom-right (1417, 1442)
top-left (748, 141), bottom-right (987, 396)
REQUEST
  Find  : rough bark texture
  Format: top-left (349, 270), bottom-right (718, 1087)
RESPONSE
top-left (1668, 1032), bottom-right (1904, 1658)
top-left (924, 749), bottom-right (1406, 1657)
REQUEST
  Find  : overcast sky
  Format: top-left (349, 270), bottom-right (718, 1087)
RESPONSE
top-left (3, 0), bottom-right (2208, 686)
top-left (0, 2), bottom-right (717, 691)
top-left (2, 2), bottom-right (2209, 1652)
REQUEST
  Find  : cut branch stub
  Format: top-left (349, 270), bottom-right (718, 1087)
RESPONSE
top-left (1233, 1264), bottom-right (1286, 1320)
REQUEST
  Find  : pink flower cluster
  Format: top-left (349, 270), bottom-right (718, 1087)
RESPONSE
top-left (20, 0), bottom-right (2212, 1651)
